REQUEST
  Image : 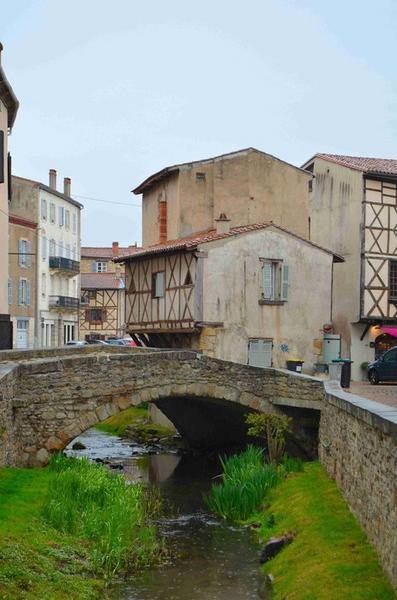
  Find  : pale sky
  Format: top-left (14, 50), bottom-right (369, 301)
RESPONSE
top-left (2, 0), bottom-right (397, 246)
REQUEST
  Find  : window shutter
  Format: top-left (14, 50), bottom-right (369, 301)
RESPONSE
top-left (18, 239), bottom-right (23, 266)
top-left (263, 262), bottom-right (273, 300)
top-left (41, 236), bottom-right (47, 259)
top-left (18, 280), bottom-right (23, 305)
top-left (0, 131), bottom-right (4, 183)
top-left (8, 279), bottom-right (12, 305)
top-left (26, 240), bottom-right (32, 267)
top-left (281, 264), bottom-right (289, 301)
top-left (26, 281), bottom-right (31, 306)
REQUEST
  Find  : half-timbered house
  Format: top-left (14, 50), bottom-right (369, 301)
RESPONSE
top-left (79, 243), bottom-right (139, 340)
top-left (116, 219), bottom-right (342, 372)
top-left (302, 153), bottom-right (397, 379)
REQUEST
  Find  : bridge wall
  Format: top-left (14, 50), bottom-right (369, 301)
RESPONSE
top-left (319, 381), bottom-right (397, 587)
top-left (0, 348), bottom-right (323, 467)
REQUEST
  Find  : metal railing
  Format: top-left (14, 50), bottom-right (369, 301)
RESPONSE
top-left (49, 295), bottom-right (79, 310)
top-left (49, 256), bottom-right (80, 273)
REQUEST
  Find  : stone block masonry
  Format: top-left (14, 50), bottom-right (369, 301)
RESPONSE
top-left (319, 381), bottom-right (397, 588)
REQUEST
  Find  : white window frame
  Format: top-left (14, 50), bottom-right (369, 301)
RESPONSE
top-left (95, 261), bottom-right (107, 273)
top-left (41, 236), bottom-right (47, 260)
top-left (18, 239), bottom-right (31, 267)
top-left (261, 259), bottom-right (289, 302)
top-left (18, 278), bottom-right (30, 306)
top-left (58, 206), bottom-right (65, 228)
top-left (152, 271), bottom-right (165, 298)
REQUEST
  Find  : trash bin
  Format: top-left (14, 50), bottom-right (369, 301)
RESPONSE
top-left (332, 358), bottom-right (353, 388)
top-left (286, 359), bottom-right (304, 373)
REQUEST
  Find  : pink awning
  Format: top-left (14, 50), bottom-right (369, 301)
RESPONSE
top-left (381, 326), bottom-right (397, 338)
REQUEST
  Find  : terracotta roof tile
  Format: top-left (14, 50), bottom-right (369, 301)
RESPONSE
top-left (115, 222), bottom-right (344, 263)
top-left (81, 273), bottom-right (125, 290)
top-left (81, 246), bottom-right (140, 259)
top-left (313, 154), bottom-right (397, 177)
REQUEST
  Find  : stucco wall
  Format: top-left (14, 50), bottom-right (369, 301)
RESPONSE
top-left (309, 159), bottom-right (363, 357)
top-left (141, 150), bottom-right (311, 246)
top-left (319, 381), bottom-right (397, 588)
top-left (201, 226), bottom-right (334, 371)
top-left (0, 100), bottom-right (9, 314)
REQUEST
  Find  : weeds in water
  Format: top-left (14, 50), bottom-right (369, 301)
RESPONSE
top-left (43, 454), bottom-right (164, 577)
top-left (204, 446), bottom-right (279, 521)
top-left (205, 446), bottom-right (304, 522)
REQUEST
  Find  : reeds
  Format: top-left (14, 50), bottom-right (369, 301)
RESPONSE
top-left (43, 454), bottom-right (163, 577)
top-left (204, 446), bottom-right (279, 521)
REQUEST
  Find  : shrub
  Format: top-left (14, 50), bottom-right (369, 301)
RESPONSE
top-left (245, 412), bottom-right (291, 465)
top-left (43, 454), bottom-right (163, 577)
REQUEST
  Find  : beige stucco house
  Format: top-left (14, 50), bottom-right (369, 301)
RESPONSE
top-left (0, 43), bottom-right (19, 348)
top-left (8, 214), bottom-right (37, 348)
top-left (11, 171), bottom-right (82, 347)
top-left (303, 153), bottom-right (397, 380)
top-left (134, 148), bottom-right (312, 247)
top-left (116, 220), bottom-right (342, 372)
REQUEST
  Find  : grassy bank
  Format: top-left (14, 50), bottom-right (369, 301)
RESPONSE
top-left (0, 457), bottom-right (164, 599)
top-left (257, 463), bottom-right (396, 599)
top-left (95, 405), bottom-right (174, 442)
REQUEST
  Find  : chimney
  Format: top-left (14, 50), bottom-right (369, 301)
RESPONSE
top-left (112, 241), bottom-right (119, 257)
top-left (215, 213), bottom-right (231, 235)
top-left (64, 177), bottom-right (71, 197)
top-left (49, 169), bottom-right (57, 190)
top-left (159, 200), bottom-right (167, 243)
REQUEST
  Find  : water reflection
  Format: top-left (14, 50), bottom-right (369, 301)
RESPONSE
top-left (65, 428), bottom-right (263, 599)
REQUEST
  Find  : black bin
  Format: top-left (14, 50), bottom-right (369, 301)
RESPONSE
top-left (332, 359), bottom-right (353, 388)
top-left (286, 360), bottom-right (304, 373)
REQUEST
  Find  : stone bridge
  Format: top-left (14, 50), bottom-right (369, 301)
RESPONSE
top-left (0, 346), bottom-right (324, 467)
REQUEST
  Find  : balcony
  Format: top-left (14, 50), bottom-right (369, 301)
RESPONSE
top-left (49, 256), bottom-right (80, 276)
top-left (49, 295), bottom-right (79, 311)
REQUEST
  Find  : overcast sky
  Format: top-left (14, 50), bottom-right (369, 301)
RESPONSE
top-left (2, 0), bottom-right (397, 246)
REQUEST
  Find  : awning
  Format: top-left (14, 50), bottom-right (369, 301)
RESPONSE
top-left (380, 326), bottom-right (397, 338)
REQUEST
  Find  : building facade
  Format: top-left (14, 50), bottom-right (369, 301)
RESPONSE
top-left (303, 153), bottom-right (397, 380)
top-left (8, 214), bottom-right (37, 348)
top-left (117, 222), bottom-right (342, 372)
top-left (0, 43), bottom-right (19, 348)
top-left (11, 171), bottom-right (82, 347)
top-left (79, 242), bottom-right (138, 340)
top-left (134, 148), bottom-right (312, 247)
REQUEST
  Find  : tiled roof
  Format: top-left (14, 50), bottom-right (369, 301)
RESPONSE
top-left (115, 222), bottom-right (344, 263)
top-left (81, 246), bottom-right (140, 259)
top-left (309, 154), bottom-right (397, 177)
top-left (81, 273), bottom-right (125, 290)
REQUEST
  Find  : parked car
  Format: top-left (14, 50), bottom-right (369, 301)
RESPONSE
top-left (106, 339), bottom-right (126, 346)
top-left (368, 347), bottom-right (397, 384)
top-left (65, 340), bottom-right (88, 346)
top-left (86, 339), bottom-right (110, 345)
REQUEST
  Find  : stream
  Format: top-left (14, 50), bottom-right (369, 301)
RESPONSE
top-left (65, 428), bottom-right (265, 599)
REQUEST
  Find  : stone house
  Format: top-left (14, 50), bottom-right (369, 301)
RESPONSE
top-left (79, 242), bottom-right (139, 340)
top-left (302, 153), bottom-right (397, 380)
top-left (11, 171), bottom-right (82, 347)
top-left (134, 147), bottom-right (312, 247)
top-left (8, 214), bottom-right (37, 348)
top-left (0, 43), bottom-right (19, 348)
top-left (116, 220), bottom-right (342, 372)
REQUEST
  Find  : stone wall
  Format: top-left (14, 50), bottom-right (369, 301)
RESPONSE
top-left (0, 348), bottom-right (324, 467)
top-left (319, 381), bottom-right (397, 588)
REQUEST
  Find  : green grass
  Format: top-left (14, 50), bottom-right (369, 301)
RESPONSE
top-left (43, 454), bottom-right (164, 577)
top-left (204, 446), bottom-right (286, 521)
top-left (95, 405), bottom-right (147, 436)
top-left (257, 462), bottom-right (396, 600)
top-left (0, 467), bottom-right (103, 599)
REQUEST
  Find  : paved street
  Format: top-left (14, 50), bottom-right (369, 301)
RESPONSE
top-left (349, 382), bottom-right (397, 408)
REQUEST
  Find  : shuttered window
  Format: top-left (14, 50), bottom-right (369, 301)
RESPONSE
top-left (18, 279), bottom-right (30, 306)
top-left (262, 260), bottom-right (289, 302)
top-left (0, 130), bottom-right (4, 184)
top-left (8, 279), bottom-right (12, 305)
top-left (152, 272), bottom-right (165, 298)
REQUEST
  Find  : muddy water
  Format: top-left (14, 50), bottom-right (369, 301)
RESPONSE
top-left (65, 429), bottom-right (264, 600)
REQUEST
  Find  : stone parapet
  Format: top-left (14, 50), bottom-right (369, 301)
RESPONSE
top-left (319, 381), bottom-right (397, 588)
